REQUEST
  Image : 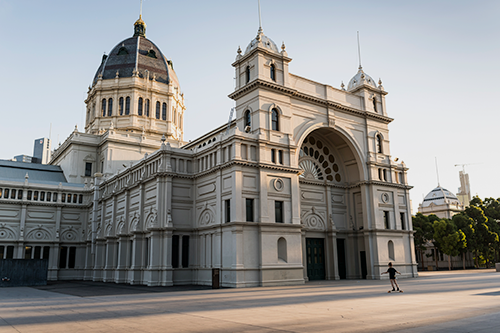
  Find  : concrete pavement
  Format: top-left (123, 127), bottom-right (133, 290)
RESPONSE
top-left (1, 269), bottom-right (499, 332)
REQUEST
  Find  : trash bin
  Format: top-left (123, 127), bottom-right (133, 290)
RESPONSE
top-left (212, 268), bottom-right (220, 289)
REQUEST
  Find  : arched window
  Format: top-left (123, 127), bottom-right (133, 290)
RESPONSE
top-left (388, 241), bottom-right (395, 260)
top-left (102, 99), bottom-right (106, 117)
top-left (138, 97), bottom-right (143, 116)
top-left (270, 63), bottom-right (276, 81)
top-left (162, 103), bottom-right (167, 120)
top-left (278, 237), bottom-right (287, 263)
top-left (107, 98), bottom-right (113, 116)
top-left (376, 134), bottom-right (383, 153)
top-left (373, 97), bottom-right (378, 112)
top-left (244, 110), bottom-right (251, 128)
top-left (119, 97), bottom-right (124, 115)
top-left (156, 101), bottom-right (160, 119)
top-left (125, 97), bottom-right (130, 115)
top-left (245, 66), bottom-right (250, 84)
top-left (271, 108), bottom-right (279, 131)
top-left (145, 99), bottom-right (150, 117)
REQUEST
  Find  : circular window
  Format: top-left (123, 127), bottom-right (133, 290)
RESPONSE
top-left (273, 178), bottom-right (285, 192)
top-left (335, 174), bottom-right (342, 182)
top-left (319, 155), bottom-right (324, 163)
top-left (325, 168), bottom-right (332, 174)
top-left (329, 155), bottom-right (335, 163)
top-left (327, 175), bottom-right (334, 181)
top-left (314, 151), bottom-right (319, 159)
top-left (333, 164), bottom-right (339, 172)
top-left (317, 140), bottom-right (323, 149)
top-left (381, 193), bottom-right (390, 203)
top-left (322, 161), bottom-right (328, 168)
top-left (309, 137), bottom-right (316, 145)
top-left (323, 147), bottom-right (329, 155)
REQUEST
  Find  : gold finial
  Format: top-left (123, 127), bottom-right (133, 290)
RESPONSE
top-left (281, 42), bottom-right (286, 51)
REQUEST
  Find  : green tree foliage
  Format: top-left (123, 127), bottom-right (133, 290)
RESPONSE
top-left (433, 219), bottom-right (466, 270)
top-left (412, 213), bottom-right (434, 268)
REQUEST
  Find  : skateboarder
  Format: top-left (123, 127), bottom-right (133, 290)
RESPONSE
top-left (382, 262), bottom-right (401, 292)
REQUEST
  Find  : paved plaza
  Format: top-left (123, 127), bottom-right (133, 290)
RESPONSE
top-left (1, 270), bottom-right (499, 332)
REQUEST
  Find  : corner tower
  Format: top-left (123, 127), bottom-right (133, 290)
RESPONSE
top-left (85, 16), bottom-right (186, 141)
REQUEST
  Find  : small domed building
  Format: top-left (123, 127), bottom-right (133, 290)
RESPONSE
top-left (0, 14), bottom-right (417, 286)
top-left (418, 186), bottom-right (464, 219)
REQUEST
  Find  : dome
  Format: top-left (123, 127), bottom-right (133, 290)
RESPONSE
top-left (245, 28), bottom-right (279, 55)
top-left (92, 17), bottom-right (177, 87)
top-left (347, 66), bottom-right (377, 91)
top-left (421, 186), bottom-right (461, 208)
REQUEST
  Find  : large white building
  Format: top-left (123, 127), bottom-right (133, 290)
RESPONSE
top-left (0, 15), bottom-right (417, 286)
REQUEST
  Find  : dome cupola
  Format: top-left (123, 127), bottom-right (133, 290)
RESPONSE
top-left (133, 15), bottom-right (146, 37)
top-left (347, 66), bottom-right (377, 91)
top-left (245, 27), bottom-right (279, 55)
top-left (421, 186), bottom-right (461, 208)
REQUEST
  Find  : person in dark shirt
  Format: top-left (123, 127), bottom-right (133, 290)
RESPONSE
top-left (381, 262), bottom-right (401, 291)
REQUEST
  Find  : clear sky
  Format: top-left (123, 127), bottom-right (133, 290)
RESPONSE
top-left (1, 0), bottom-right (499, 212)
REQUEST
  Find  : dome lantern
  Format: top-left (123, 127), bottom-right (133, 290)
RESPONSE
top-left (133, 15), bottom-right (146, 37)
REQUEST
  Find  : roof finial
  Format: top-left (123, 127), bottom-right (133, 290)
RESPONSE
top-left (435, 157), bottom-right (441, 187)
top-left (133, 0), bottom-right (146, 37)
top-left (140, 0), bottom-right (143, 17)
top-left (357, 31), bottom-right (362, 70)
top-left (258, 0), bottom-right (263, 33)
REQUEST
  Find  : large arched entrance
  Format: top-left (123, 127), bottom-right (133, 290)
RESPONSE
top-left (297, 127), bottom-right (367, 281)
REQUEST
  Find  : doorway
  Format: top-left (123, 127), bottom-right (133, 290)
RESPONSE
top-left (306, 238), bottom-right (325, 280)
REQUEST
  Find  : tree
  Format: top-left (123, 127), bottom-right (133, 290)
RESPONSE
top-left (452, 214), bottom-right (475, 269)
top-left (412, 213), bottom-right (434, 269)
top-left (433, 219), bottom-right (466, 270)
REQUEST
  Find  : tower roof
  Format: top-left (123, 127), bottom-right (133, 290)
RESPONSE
top-left (421, 186), bottom-right (461, 208)
top-left (92, 17), bottom-right (178, 87)
top-left (347, 66), bottom-right (377, 91)
top-left (245, 28), bottom-right (279, 55)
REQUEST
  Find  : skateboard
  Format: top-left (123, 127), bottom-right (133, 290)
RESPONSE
top-left (388, 290), bottom-right (403, 293)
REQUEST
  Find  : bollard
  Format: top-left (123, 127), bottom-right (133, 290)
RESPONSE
top-left (212, 268), bottom-right (220, 289)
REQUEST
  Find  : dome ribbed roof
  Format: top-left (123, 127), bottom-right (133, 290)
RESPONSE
top-left (245, 28), bottom-right (279, 55)
top-left (421, 186), bottom-right (461, 208)
top-left (347, 66), bottom-right (377, 91)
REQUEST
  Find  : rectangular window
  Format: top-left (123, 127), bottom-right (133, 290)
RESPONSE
top-left (59, 246), bottom-right (68, 268)
top-left (68, 247), bottom-right (76, 268)
top-left (4, 189), bottom-right (9, 199)
top-left (271, 149), bottom-right (276, 163)
top-left (18, 190), bottom-right (23, 200)
top-left (128, 240), bottom-right (133, 268)
top-left (46, 192), bottom-right (51, 202)
top-left (6, 246), bottom-right (14, 259)
top-left (278, 150), bottom-right (283, 164)
top-left (27, 190), bottom-right (32, 200)
top-left (275, 201), bottom-right (283, 223)
top-left (225, 199), bottom-right (231, 223)
top-left (172, 235), bottom-right (179, 268)
top-left (79, 195), bottom-right (83, 204)
top-left (0, 188), bottom-right (2, 198)
top-left (67, 194), bottom-right (72, 203)
top-left (40, 191), bottom-right (45, 201)
top-left (145, 238), bottom-right (149, 268)
top-left (43, 246), bottom-right (50, 260)
top-left (73, 194), bottom-right (77, 203)
top-left (0, 246), bottom-right (4, 259)
top-left (10, 189), bottom-right (16, 199)
top-left (182, 236), bottom-right (189, 268)
top-left (246, 198), bottom-right (254, 222)
top-left (85, 162), bottom-right (92, 177)
top-left (400, 212), bottom-right (406, 230)
top-left (53, 193), bottom-right (58, 202)
top-left (61, 193), bottom-right (66, 203)
top-left (384, 211), bottom-right (390, 229)
top-left (24, 246), bottom-right (32, 259)
top-left (33, 191), bottom-right (39, 201)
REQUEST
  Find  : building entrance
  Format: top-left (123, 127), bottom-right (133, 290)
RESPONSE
top-left (306, 238), bottom-right (325, 280)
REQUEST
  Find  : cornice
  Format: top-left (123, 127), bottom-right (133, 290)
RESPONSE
top-left (228, 79), bottom-right (393, 124)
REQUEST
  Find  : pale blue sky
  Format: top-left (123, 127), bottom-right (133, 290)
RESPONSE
top-left (1, 0), bottom-right (499, 211)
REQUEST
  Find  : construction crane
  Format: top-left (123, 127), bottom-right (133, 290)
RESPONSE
top-left (454, 163), bottom-right (481, 173)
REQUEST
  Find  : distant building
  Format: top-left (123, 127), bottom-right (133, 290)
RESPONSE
top-left (418, 186), bottom-right (464, 219)
top-left (33, 138), bottom-right (51, 164)
top-left (13, 155), bottom-right (33, 163)
top-left (456, 171), bottom-right (471, 206)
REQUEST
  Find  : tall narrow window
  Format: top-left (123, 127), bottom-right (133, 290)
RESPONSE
top-left (246, 198), bottom-right (254, 222)
top-left (246, 66), bottom-right (250, 83)
top-left (0, 188), bottom-right (2, 198)
top-left (172, 235), bottom-right (179, 268)
top-left (6, 246), bottom-right (14, 259)
top-left (4, 189), bottom-right (8, 199)
top-left (244, 110), bottom-right (251, 129)
top-left (182, 236), bottom-right (189, 268)
top-left (156, 101), bottom-right (160, 119)
top-left (10, 190), bottom-right (16, 199)
top-left (85, 162), bottom-right (92, 177)
top-left (278, 237), bottom-right (287, 262)
top-left (138, 97), bottom-right (143, 116)
top-left (162, 103), bottom-right (167, 120)
top-left (275, 201), bottom-right (283, 223)
top-left (119, 97), bottom-right (124, 115)
top-left (271, 109), bottom-right (279, 131)
top-left (24, 246), bottom-right (32, 259)
top-left (59, 246), bottom-right (68, 268)
top-left (270, 63), bottom-right (276, 81)
top-left (271, 149), bottom-right (276, 163)
top-left (125, 97), bottom-right (130, 115)
top-left (18, 190), bottom-right (23, 200)
top-left (373, 97), bottom-right (378, 112)
top-left (388, 241), bottom-right (395, 260)
top-left (43, 246), bottom-right (50, 259)
top-left (107, 98), bottom-right (113, 116)
top-left (145, 99), bottom-right (150, 117)
top-left (102, 99), bottom-right (106, 116)
top-left (225, 199), bottom-right (231, 223)
top-left (384, 211), bottom-right (390, 229)
top-left (68, 247), bottom-right (76, 268)
top-left (34, 246), bottom-right (41, 259)
top-left (400, 212), bottom-right (406, 230)
top-left (278, 150), bottom-right (283, 164)
top-left (376, 134), bottom-right (382, 153)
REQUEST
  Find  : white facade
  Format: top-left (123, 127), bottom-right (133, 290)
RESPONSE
top-left (0, 17), bottom-right (417, 287)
